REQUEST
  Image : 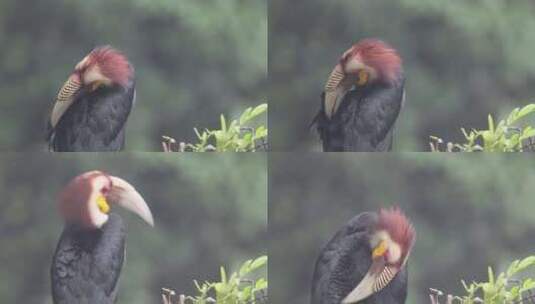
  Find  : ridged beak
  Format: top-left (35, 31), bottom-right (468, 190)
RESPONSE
top-left (323, 64), bottom-right (347, 119)
top-left (342, 258), bottom-right (399, 303)
top-left (50, 74), bottom-right (82, 128)
top-left (106, 176), bottom-right (154, 227)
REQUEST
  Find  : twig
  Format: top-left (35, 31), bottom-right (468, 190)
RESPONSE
top-left (162, 136), bottom-right (177, 152)
top-left (521, 135), bottom-right (535, 152)
top-left (162, 288), bottom-right (176, 304)
top-left (162, 286), bottom-right (268, 304)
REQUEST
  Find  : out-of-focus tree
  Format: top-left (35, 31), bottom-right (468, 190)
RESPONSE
top-left (0, 0), bottom-right (266, 151)
top-left (0, 153), bottom-right (267, 304)
top-left (269, 154), bottom-right (535, 303)
top-left (269, 0), bottom-right (535, 151)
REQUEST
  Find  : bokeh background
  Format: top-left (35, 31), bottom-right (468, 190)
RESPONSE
top-left (0, 153), bottom-right (267, 304)
top-left (269, 0), bottom-right (535, 151)
top-left (270, 153), bottom-right (535, 303)
top-left (0, 0), bottom-right (266, 151)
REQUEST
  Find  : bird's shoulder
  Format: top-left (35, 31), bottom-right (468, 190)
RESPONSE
top-left (314, 212), bottom-right (376, 267)
top-left (311, 212), bottom-right (379, 303)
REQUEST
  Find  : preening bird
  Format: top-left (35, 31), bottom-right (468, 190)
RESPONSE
top-left (313, 39), bottom-right (405, 152)
top-left (47, 46), bottom-right (136, 151)
top-left (311, 207), bottom-right (415, 304)
top-left (51, 171), bottom-right (154, 304)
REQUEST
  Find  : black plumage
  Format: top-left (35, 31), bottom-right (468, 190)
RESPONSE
top-left (47, 80), bottom-right (135, 152)
top-left (51, 214), bottom-right (126, 304)
top-left (314, 78), bottom-right (405, 152)
top-left (311, 212), bottom-right (408, 304)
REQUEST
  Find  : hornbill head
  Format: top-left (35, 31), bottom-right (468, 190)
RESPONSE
top-left (323, 39), bottom-right (402, 119)
top-left (343, 207), bottom-right (415, 303)
top-left (49, 46), bottom-right (134, 130)
top-left (59, 171), bottom-right (153, 229)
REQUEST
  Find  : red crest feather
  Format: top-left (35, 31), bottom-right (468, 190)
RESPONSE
top-left (377, 206), bottom-right (415, 253)
top-left (342, 39), bottom-right (402, 84)
top-left (87, 46), bottom-right (133, 87)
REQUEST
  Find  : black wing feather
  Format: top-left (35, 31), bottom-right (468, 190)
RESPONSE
top-left (313, 78), bottom-right (404, 152)
top-left (311, 212), bottom-right (408, 304)
top-left (51, 214), bottom-right (126, 304)
top-left (48, 80), bottom-right (135, 152)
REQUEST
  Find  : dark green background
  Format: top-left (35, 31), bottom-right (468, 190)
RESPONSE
top-left (270, 153), bottom-right (535, 303)
top-left (0, 0), bottom-right (266, 151)
top-left (269, 0), bottom-right (535, 151)
top-left (0, 153), bottom-right (267, 303)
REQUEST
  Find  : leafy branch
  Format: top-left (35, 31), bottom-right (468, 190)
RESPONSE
top-left (162, 103), bottom-right (268, 152)
top-left (429, 256), bottom-right (535, 304)
top-left (162, 256), bottom-right (268, 304)
top-left (430, 104), bottom-right (535, 152)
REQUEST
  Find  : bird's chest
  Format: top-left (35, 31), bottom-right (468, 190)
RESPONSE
top-left (323, 95), bottom-right (369, 138)
top-left (326, 247), bottom-right (371, 302)
top-left (54, 234), bottom-right (100, 277)
top-left (64, 92), bottom-right (117, 126)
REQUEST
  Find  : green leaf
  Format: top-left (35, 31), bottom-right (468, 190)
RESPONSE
top-left (513, 256), bottom-right (535, 274)
top-left (481, 130), bottom-right (494, 146)
top-left (516, 104), bottom-right (535, 120)
top-left (428, 104), bottom-right (535, 152)
top-left (255, 126), bottom-right (267, 138)
top-left (239, 107), bottom-right (253, 125)
top-left (255, 278), bottom-right (268, 289)
top-left (521, 128), bottom-right (535, 140)
top-left (488, 114), bottom-right (495, 133)
top-left (174, 103), bottom-right (268, 152)
top-left (507, 107), bottom-right (520, 125)
top-left (250, 103), bottom-right (268, 118)
top-left (220, 114), bottom-right (227, 133)
top-left (488, 267), bottom-right (494, 285)
top-left (250, 255), bottom-right (268, 271)
top-left (220, 266), bottom-right (227, 284)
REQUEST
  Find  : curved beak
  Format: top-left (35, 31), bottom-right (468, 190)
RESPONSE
top-left (107, 176), bottom-right (154, 226)
top-left (342, 258), bottom-right (399, 304)
top-left (323, 64), bottom-right (349, 119)
top-left (50, 74), bottom-right (82, 128)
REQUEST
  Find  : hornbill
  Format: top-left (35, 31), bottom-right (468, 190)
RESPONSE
top-left (311, 207), bottom-right (415, 304)
top-left (47, 46), bottom-right (136, 151)
top-left (313, 39), bottom-right (405, 152)
top-left (51, 171), bottom-right (154, 304)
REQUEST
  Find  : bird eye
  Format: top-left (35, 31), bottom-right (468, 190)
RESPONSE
top-left (101, 185), bottom-right (111, 194)
top-left (357, 70), bottom-right (369, 86)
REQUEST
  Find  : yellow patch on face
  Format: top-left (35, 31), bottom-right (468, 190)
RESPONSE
top-left (96, 195), bottom-right (110, 214)
top-left (357, 69), bottom-right (369, 86)
top-left (372, 240), bottom-right (388, 259)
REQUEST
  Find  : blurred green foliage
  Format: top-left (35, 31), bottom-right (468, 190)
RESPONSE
top-left (269, 154), bottom-right (535, 303)
top-left (164, 103), bottom-right (268, 152)
top-left (430, 104), bottom-right (535, 152)
top-left (269, 0), bottom-right (535, 151)
top-left (0, 0), bottom-right (266, 151)
top-left (0, 153), bottom-right (267, 304)
top-left (461, 256), bottom-right (535, 304)
top-left (167, 255), bottom-right (268, 304)
top-left (431, 256), bottom-right (535, 303)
